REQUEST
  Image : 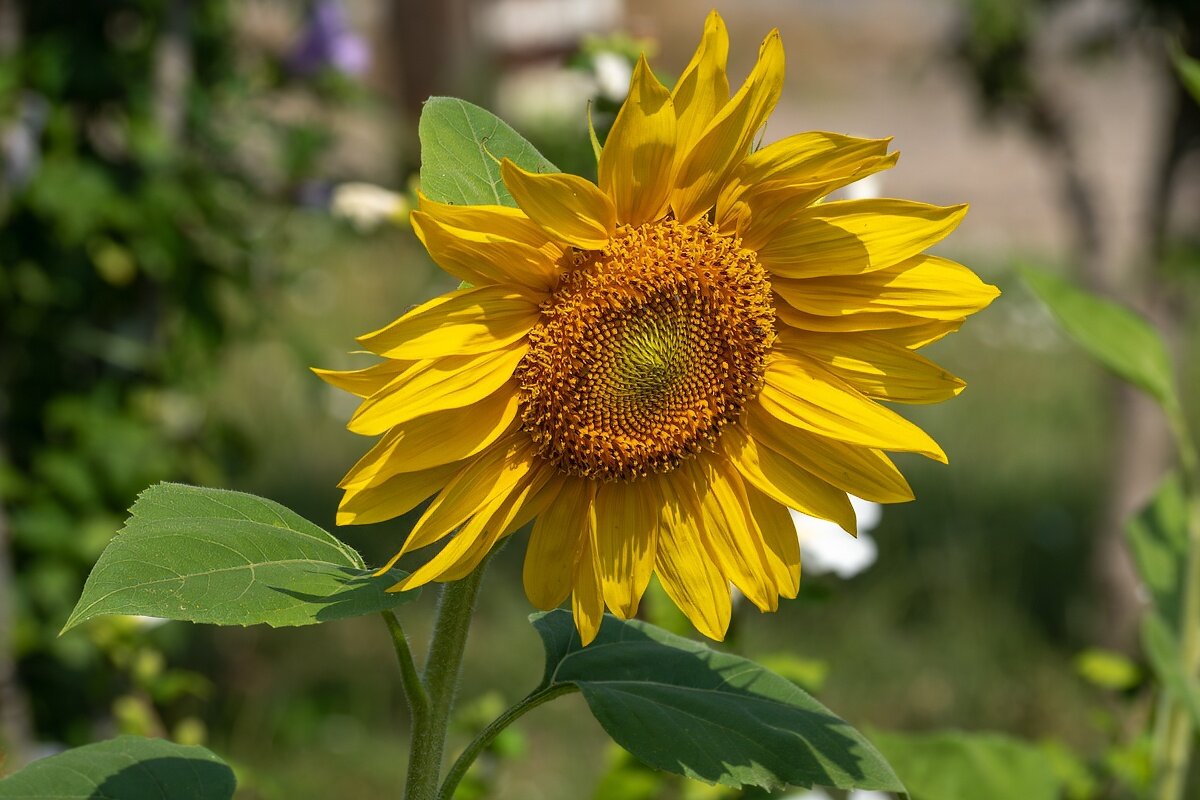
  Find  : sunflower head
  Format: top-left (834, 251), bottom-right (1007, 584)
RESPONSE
top-left (318, 11), bottom-right (999, 644)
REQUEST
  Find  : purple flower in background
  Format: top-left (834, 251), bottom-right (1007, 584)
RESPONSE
top-left (289, 0), bottom-right (370, 78)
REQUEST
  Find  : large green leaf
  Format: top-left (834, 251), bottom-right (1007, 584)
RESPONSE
top-left (1126, 473), bottom-right (1188, 628)
top-left (63, 483), bottom-right (416, 631)
top-left (418, 97), bottom-right (557, 206)
top-left (0, 736), bottom-right (234, 799)
top-left (871, 730), bottom-right (1061, 800)
top-left (530, 610), bottom-right (904, 793)
top-left (1022, 268), bottom-right (1177, 408)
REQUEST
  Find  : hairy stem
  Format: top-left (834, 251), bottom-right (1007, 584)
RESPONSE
top-left (437, 683), bottom-right (578, 800)
top-left (404, 559), bottom-right (491, 800)
top-left (383, 611), bottom-right (429, 727)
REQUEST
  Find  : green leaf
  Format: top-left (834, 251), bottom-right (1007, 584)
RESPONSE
top-left (1172, 47), bottom-right (1200, 107)
top-left (63, 483), bottom-right (417, 632)
top-left (1022, 267), bottom-right (1177, 408)
top-left (0, 736), bottom-right (235, 799)
top-left (418, 97), bottom-right (558, 206)
top-left (871, 730), bottom-right (1061, 800)
top-left (1141, 613), bottom-right (1200, 726)
top-left (1126, 473), bottom-right (1188, 628)
top-left (530, 610), bottom-right (904, 794)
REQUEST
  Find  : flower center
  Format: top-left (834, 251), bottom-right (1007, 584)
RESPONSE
top-left (515, 218), bottom-right (775, 482)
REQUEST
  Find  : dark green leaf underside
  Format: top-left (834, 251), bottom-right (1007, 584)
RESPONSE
top-left (531, 610), bottom-right (903, 793)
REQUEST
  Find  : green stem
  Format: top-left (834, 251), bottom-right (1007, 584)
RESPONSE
top-left (404, 558), bottom-right (492, 800)
top-left (382, 610), bottom-right (429, 724)
top-left (1156, 404), bottom-right (1200, 800)
top-left (437, 684), bottom-right (579, 800)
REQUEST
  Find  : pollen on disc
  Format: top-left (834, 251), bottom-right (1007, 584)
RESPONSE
top-left (515, 218), bottom-right (775, 482)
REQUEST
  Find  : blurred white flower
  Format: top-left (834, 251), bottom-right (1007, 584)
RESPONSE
top-left (840, 172), bottom-right (882, 201)
top-left (330, 182), bottom-right (409, 232)
top-left (791, 496), bottom-right (882, 579)
top-left (125, 615), bottom-right (169, 630)
top-left (592, 50), bottom-right (633, 102)
top-left (495, 66), bottom-right (595, 129)
top-left (782, 789), bottom-right (892, 800)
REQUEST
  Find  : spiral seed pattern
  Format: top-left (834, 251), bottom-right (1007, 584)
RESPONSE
top-left (516, 219), bottom-right (775, 482)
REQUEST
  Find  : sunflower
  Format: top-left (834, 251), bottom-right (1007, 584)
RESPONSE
top-left (316, 12), bottom-right (998, 644)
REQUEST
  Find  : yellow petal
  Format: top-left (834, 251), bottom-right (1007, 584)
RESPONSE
top-left (776, 332), bottom-right (965, 404)
top-left (755, 200), bottom-right (968, 278)
top-left (593, 478), bottom-right (659, 619)
top-left (746, 403), bottom-right (913, 504)
top-left (402, 464), bottom-right (555, 586)
top-left (391, 434), bottom-right (535, 561)
top-left (760, 356), bottom-right (948, 462)
top-left (524, 477), bottom-right (591, 609)
top-left (889, 319), bottom-right (965, 349)
top-left (684, 457), bottom-right (777, 612)
top-left (336, 461), bottom-right (459, 526)
top-left (717, 131), bottom-right (895, 235)
top-left (670, 29), bottom-right (784, 224)
top-left (743, 486), bottom-right (800, 599)
top-left (341, 382), bottom-right (520, 485)
top-left (728, 131), bottom-right (893, 193)
top-left (572, 510), bottom-right (605, 645)
top-left (312, 359), bottom-right (413, 399)
top-left (653, 474), bottom-right (731, 641)
top-left (500, 159), bottom-right (616, 250)
top-left (598, 55), bottom-right (676, 226)
top-left (357, 285), bottom-right (541, 360)
top-left (774, 254), bottom-right (1000, 319)
top-left (394, 484), bottom-right (511, 588)
top-left (416, 193), bottom-right (564, 257)
top-left (348, 345), bottom-right (527, 436)
top-left (410, 211), bottom-right (560, 292)
top-left (721, 425), bottom-right (856, 534)
top-left (671, 11), bottom-right (729, 167)
top-left (722, 154), bottom-right (899, 249)
top-left (773, 299), bottom-right (936, 334)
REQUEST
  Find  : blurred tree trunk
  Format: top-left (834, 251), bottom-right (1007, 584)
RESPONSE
top-left (382, 0), bottom-right (472, 172)
top-left (1092, 47), bottom-right (1200, 652)
top-left (1022, 82), bottom-right (1156, 651)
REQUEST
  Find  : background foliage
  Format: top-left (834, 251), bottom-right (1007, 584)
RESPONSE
top-left (0, 0), bottom-right (1198, 798)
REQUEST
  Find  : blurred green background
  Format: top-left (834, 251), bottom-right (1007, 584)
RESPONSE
top-left (0, 0), bottom-right (1198, 797)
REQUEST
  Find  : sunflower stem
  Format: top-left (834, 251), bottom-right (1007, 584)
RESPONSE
top-left (1155, 403), bottom-right (1200, 800)
top-left (404, 556), bottom-right (492, 800)
top-left (382, 611), bottom-right (428, 724)
top-left (436, 683), bottom-right (579, 800)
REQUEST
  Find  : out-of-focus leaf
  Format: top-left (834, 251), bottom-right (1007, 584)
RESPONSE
top-left (1173, 48), bottom-right (1200, 106)
top-left (1141, 614), bottom-right (1200, 726)
top-left (0, 736), bottom-right (234, 799)
top-left (1022, 268), bottom-right (1176, 408)
top-left (531, 610), bottom-right (904, 794)
top-left (1126, 473), bottom-right (1188, 628)
top-left (419, 97), bottom-right (558, 206)
top-left (1074, 648), bottom-right (1141, 691)
top-left (871, 729), bottom-right (1061, 800)
top-left (63, 483), bottom-right (417, 631)
top-left (755, 654), bottom-right (830, 693)
top-left (1039, 739), bottom-right (1099, 800)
